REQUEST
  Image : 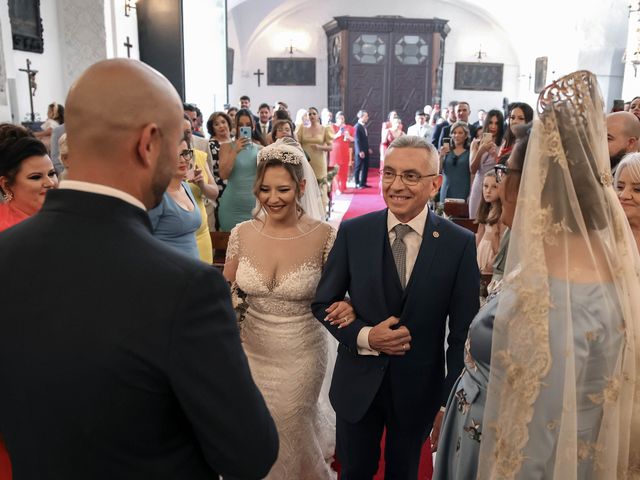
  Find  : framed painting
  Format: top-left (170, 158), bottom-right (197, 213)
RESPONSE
top-left (8, 0), bottom-right (44, 54)
top-left (454, 62), bottom-right (503, 91)
top-left (267, 58), bottom-right (316, 86)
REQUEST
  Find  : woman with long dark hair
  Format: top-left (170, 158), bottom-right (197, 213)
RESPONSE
top-left (217, 108), bottom-right (262, 231)
top-left (468, 109), bottom-right (505, 219)
top-left (438, 121), bottom-right (471, 202)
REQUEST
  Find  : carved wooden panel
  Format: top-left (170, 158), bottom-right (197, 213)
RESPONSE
top-left (327, 32), bottom-right (344, 113)
top-left (348, 63), bottom-right (385, 150)
top-left (324, 16), bottom-right (450, 166)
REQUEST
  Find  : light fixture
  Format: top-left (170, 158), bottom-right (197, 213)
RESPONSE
top-left (124, 0), bottom-right (137, 17)
top-left (475, 44), bottom-right (486, 61)
top-left (271, 31), bottom-right (311, 56)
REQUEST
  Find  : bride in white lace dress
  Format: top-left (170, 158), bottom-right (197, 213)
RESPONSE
top-left (224, 139), bottom-right (354, 479)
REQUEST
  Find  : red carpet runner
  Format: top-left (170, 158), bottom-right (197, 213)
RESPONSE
top-left (341, 169), bottom-right (386, 220)
top-left (0, 439), bottom-right (11, 480)
top-left (331, 430), bottom-right (434, 479)
top-left (335, 167), bottom-right (434, 478)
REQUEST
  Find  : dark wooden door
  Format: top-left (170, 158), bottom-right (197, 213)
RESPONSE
top-left (347, 32), bottom-right (389, 162)
top-left (325, 17), bottom-right (449, 168)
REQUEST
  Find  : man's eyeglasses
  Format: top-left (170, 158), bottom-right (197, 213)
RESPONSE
top-left (381, 169), bottom-right (437, 186)
top-left (180, 149), bottom-right (194, 160)
top-left (494, 163), bottom-right (521, 183)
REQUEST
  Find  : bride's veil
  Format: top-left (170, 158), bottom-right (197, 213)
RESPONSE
top-left (477, 71), bottom-right (640, 478)
top-left (257, 136), bottom-right (325, 221)
top-left (252, 136), bottom-right (326, 222)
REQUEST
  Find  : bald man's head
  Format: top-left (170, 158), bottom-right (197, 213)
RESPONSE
top-left (607, 111), bottom-right (640, 169)
top-left (65, 59), bottom-right (184, 207)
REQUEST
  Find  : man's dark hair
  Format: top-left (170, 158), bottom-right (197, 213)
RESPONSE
top-left (258, 103), bottom-right (270, 111)
top-left (239, 95), bottom-right (250, 102)
top-left (183, 103), bottom-right (197, 113)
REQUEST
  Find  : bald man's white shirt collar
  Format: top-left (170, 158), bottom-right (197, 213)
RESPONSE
top-left (59, 180), bottom-right (146, 211)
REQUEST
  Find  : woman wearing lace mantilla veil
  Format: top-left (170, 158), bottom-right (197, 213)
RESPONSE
top-left (223, 138), bottom-right (352, 479)
top-left (434, 70), bottom-right (640, 480)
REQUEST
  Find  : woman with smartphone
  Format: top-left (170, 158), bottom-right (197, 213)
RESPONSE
top-left (217, 108), bottom-right (262, 231)
top-left (438, 121), bottom-right (471, 204)
top-left (468, 109), bottom-right (505, 219)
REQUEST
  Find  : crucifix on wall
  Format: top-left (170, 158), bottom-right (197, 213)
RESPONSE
top-left (253, 68), bottom-right (264, 87)
top-left (18, 58), bottom-right (37, 122)
top-left (123, 36), bottom-right (133, 58)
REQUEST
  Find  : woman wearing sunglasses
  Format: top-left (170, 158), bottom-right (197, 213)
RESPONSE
top-left (147, 135), bottom-right (202, 260)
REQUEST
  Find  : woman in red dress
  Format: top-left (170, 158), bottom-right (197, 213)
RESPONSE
top-left (0, 124), bottom-right (56, 479)
top-left (0, 124), bottom-right (58, 232)
top-left (329, 111), bottom-right (354, 194)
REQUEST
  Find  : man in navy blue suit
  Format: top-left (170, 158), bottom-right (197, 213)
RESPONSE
top-left (354, 109), bottom-right (372, 188)
top-left (313, 135), bottom-right (479, 479)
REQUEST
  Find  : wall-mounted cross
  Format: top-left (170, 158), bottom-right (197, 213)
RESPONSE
top-left (123, 36), bottom-right (133, 58)
top-left (254, 68), bottom-right (264, 87)
top-left (18, 59), bottom-right (38, 122)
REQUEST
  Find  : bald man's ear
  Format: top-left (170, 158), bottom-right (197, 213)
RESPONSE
top-left (136, 123), bottom-right (162, 168)
top-left (629, 136), bottom-right (640, 153)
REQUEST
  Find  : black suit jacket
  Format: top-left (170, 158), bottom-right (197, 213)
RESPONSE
top-left (312, 209), bottom-right (479, 428)
top-left (0, 189), bottom-right (278, 480)
top-left (354, 122), bottom-right (369, 156)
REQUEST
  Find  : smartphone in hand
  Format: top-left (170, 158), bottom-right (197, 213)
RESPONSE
top-left (482, 132), bottom-right (492, 144)
top-left (239, 126), bottom-right (252, 140)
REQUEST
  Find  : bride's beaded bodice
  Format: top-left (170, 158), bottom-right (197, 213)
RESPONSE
top-left (227, 218), bottom-right (336, 317)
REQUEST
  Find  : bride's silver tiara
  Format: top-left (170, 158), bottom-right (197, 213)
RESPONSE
top-left (258, 137), bottom-right (305, 165)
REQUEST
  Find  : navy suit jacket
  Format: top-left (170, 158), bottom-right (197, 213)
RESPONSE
top-left (312, 209), bottom-right (479, 427)
top-left (0, 190), bottom-right (278, 480)
top-left (354, 122), bottom-right (369, 156)
top-left (431, 120), bottom-right (450, 147)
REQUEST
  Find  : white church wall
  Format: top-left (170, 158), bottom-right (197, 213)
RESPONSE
top-left (229, 0), bottom-right (629, 119)
top-left (104, 0), bottom-right (139, 60)
top-left (0, 0), bottom-right (111, 124)
top-left (0, 5), bottom-right (16, 122)
top-left (228, 0), bottom-right (521, 119)
top-left (0, 1), bottom-right (66, 123)
top-left (622, 10), bottom-right (640, 102)
top-left (57, 0), bottom-right (107, 92)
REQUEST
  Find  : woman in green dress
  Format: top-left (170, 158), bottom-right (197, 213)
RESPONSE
top-left (217, 108), bottom-right (262, 231)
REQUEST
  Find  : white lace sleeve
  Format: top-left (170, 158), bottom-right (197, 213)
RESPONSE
top-left (226, 226), bottom-right (240, 262)
top-left (322, 226), bottom-right (337, 265)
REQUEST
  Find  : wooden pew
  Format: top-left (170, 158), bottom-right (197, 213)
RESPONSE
top-left (210, 231), bottom-right (230, 270)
